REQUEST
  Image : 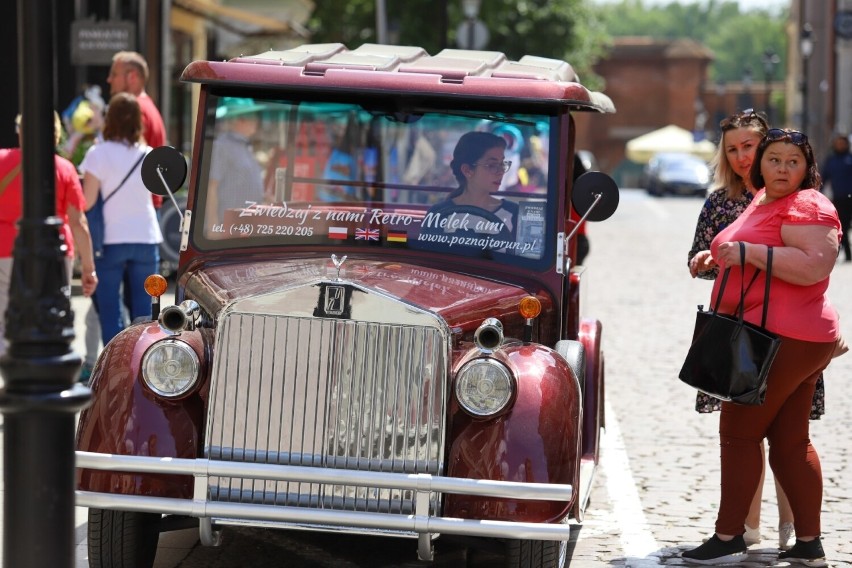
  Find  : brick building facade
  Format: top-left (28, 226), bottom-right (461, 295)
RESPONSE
top-left (576, 37), bottom-right (778, 186)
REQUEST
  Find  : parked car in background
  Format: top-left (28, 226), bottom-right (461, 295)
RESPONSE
top-left (577, 149), bottom-right (599, 172)
top-left (642, 151), bottom-right (711, 197)
top-left (75, 42), bottom-right (621, 568)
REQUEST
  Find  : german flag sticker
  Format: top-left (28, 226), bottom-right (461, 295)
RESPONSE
top-left (386, 230), bottom-right (408, 243)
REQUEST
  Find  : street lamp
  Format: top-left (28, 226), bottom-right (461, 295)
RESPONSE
top-left (715, 80), bottom-right (728, 140)
top-left (800, 22), bottom-right (814, 133)
top-left (462, 0), bottom-right (481, 19)
top-left (762, 48), bottom-right (780, 124)
top-left (741, 64), bottom-right (753, 110)
top-left (0, 0), bottom-right (91, 565)
top-left (461, 0), bottom-right (481, 50)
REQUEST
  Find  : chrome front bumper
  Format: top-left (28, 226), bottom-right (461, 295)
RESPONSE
top-left (76, 451), bottom-right (573, 544)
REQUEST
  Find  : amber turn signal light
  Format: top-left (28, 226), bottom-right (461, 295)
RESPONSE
top-left (519, 296), bottom-right (541, 319)
top-left (144, 274), bottom-right (169, 298)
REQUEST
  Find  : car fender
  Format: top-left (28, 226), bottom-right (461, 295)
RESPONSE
top-left (578, 318), bottom-right (604, 460)
top-left (75, 322), bottom-right (210, 499)
top-left (443, 343), bottom-right (582, 523)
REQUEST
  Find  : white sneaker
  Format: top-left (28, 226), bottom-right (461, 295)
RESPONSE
top-left (744, 523), bottom-right (762, 546)
top-left (779, 521), bottom-right (796, 551)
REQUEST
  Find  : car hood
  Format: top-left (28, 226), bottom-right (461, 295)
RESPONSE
top-left (181, 257), bottom-right (549, 332)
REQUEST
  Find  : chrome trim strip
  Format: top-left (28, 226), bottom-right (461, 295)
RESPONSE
top-left (76, 451), bottom-right (572, 502)
top-left (180, 210), bottom-right (191, 252)
top-left (556, 231), bottom-right (565, 274)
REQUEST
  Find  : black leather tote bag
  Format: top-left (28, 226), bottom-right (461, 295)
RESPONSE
top-left (679, 243), bottom-right (781, 406)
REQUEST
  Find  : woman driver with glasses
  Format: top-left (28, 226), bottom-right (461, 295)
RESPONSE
top-left (422, 131), bottom-right (519, 251)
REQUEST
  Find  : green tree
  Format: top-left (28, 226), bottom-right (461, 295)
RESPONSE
top-left (308, 0), bottom-right (609, 88)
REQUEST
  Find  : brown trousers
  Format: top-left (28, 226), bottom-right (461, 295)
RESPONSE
top-left (715, 335), bottom-right (835, 537)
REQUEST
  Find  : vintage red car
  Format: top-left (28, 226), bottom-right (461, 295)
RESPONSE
top-left (75, 43), bottom-right (619, 568)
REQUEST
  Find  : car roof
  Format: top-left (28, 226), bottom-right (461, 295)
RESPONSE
top-left (181, 43), bottom-right (615, 113)
top-left (652, 152), bottom-right (707, 163)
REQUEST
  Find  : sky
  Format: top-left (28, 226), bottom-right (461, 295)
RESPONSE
top-left (592, 0), bottom-right (787, 11)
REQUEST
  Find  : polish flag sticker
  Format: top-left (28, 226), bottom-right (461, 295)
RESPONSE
top-left (328, 227), bottom-right (348, 240)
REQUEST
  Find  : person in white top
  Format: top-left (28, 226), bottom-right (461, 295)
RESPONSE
top-left (80, 92), bottom-right (162, 344)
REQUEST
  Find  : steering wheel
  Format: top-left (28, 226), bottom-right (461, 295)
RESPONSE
top-left (427, 204), bottom-right (516, 244)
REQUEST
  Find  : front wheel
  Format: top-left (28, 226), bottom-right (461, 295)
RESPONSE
top-left (505, 536), bottom-right (567, 568)
top-left (88, 508), bottom-right (161, 568)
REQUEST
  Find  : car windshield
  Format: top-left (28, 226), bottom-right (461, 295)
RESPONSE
top-left (192, 93), bottom-right (556, 268)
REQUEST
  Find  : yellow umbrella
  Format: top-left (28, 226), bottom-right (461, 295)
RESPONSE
top-left (625, 124), bottom-right (716, 164)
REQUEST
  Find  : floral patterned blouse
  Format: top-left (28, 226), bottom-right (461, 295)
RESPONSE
top-left (687, 188), bottom-right (826, 417)
top-left (688, 188), bottom-right (753, 280)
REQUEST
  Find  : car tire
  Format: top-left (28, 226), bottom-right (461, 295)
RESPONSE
top-left (87, 508), bottom-right (160, 568)
top-left (504, 519), bottom-right (568, 568)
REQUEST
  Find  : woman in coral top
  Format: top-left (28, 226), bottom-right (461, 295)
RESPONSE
top-left (682, 129), bottom-right (842, 566)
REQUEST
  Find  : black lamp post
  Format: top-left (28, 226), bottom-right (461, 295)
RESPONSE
top-left (741, 64), bottom-right (754, 110)
top-left (800, 22), bottom-right (814, 134)
top-left (461, 0), bottom-right (481, 50)
top-left (715, 80), bottom-right (728, 140)
top-left (762, 48), bottom-right (780, 124)
top-left (0, 0), bottom-right (91, 565)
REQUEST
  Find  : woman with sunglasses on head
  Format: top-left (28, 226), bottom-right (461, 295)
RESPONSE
top-left (682, 128), bottom-right (842, 566)
top-left (687, 110), bottom-right (823, 551)
top-left (421, 131), bottom-right (518, 252)
top-left (689, 110), bottom-right (766, 280)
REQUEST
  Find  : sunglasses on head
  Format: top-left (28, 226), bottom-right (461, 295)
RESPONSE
top-left (765, 128), bottom-right (808, 146)
top-left (719, 108), bottom-right (768, 130)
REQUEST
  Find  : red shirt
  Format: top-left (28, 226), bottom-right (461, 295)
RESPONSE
top-left (0, 148), bottom-right (86, 258)
top-left (138, 92), bottom-right (165, 148)
top-left (710, 188), bottom-right (841, 342)
top-left (138, 92), bottom-right (166, 208)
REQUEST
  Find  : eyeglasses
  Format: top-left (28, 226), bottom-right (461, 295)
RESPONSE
top-left (766, 128), bottom-right (808, 146)
top-left (473, 160), bottom-right (512, 174)
top-left (719, 108), bottom-right (768, 130)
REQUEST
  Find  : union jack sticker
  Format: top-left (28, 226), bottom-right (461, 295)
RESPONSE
top-left (355, 227), bottom-right (380, 241)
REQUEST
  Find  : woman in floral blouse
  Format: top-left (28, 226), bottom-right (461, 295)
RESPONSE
top-left (687, 109), bottom-right (824, 551)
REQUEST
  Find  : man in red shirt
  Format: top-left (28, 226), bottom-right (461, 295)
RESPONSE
top-left (107, 51), bottom-right (165, 150)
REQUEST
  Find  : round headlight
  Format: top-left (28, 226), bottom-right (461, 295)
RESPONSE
top-left (142, 339), bottom-right (200, 397)
top-left (455, 358), bottom-right (514, 417)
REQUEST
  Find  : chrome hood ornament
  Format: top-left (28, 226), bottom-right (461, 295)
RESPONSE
top-left (331, 254), bottom-right (347, 281)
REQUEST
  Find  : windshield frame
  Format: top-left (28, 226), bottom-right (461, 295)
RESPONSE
top-left (189, 87), bottom-right (563, 271)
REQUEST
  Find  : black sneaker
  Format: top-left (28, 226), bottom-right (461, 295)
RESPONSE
top-left (682, 535), bottom-right (747, 565)
top-left (778, 538), bottom-right (828, 567)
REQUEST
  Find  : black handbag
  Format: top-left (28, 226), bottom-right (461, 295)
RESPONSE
top-left (678, 242), bottom-right (781, 406)
top-left (85, 151), bottom-right (146, 258)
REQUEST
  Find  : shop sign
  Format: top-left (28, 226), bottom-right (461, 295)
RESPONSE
top-left (71, 20), bottom-right (136, 65)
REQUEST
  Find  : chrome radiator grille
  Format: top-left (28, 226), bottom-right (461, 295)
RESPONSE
top-left (205, 306), bottom-right (448, 516)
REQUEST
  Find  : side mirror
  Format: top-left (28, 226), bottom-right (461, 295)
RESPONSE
top-left (141, 146), bottom-right (188, 228)
top-left (142, 146), bottom-right (187, 196)
top-left (571, 171), bottom-right (619, 223)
